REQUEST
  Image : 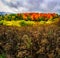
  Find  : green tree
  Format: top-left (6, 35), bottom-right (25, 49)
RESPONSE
top-left (38, 17), bottom-right (45, 21)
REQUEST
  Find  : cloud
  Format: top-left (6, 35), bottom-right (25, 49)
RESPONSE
top-left (0, 0), bottom-right (14, 13)
top-left (0, 0), bottom-right (60, 14)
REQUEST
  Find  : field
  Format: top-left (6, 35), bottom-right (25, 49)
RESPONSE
top-left (0, 13), bottom-right (60, 58)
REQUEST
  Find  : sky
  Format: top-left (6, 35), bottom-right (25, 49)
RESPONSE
top-left (0, 0), bottom-right (60, 14)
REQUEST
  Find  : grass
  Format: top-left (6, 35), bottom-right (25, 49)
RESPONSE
top-left (0, 54), bottom-right (6, 58)
top-left (0, 24), bottom-right (60, 58)
top-left (3, 20), bottom-right (20, 27)
top-left (0, 17), bottom-right (59, 27)
top-left (0, 19), bottom-right (57, 27)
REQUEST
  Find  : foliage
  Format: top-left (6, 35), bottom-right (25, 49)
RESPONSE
top-left (27, 15), bottom-right (31, 21)
top-left (0, 13), bottom-right (59, 21)
top-left (0, 13), bottom-right (60, 27)
top-left (0, 20), bottom-right (3, 25)
top-left (20, 20), bottom-right (27, 26)
top-left (38, 17), bottom-right (45, 21)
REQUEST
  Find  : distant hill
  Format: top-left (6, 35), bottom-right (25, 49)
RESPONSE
top-left (0, 12), bottom-right (13, 15)
top-left (0, 12), bottom-right (7, 15)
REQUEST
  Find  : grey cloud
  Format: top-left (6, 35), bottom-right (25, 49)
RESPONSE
top-left (47, 1), bottom-right (57, 10)
top-left (0, 0), bottom-right (60, 14)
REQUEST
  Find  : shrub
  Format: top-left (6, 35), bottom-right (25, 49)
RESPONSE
top-left (0, 20), bottom-right (3, 25)
top-left (20, 20), bottom-right (27, 26)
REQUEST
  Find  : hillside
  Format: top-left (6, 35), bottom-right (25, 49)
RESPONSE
top-left (0, 13), bottom-right (60, 58)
